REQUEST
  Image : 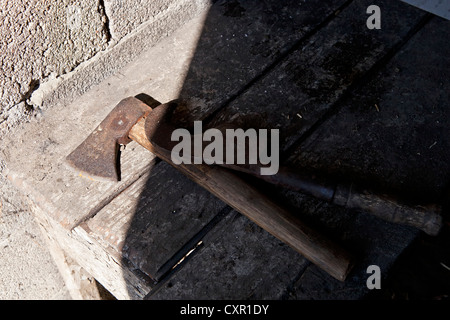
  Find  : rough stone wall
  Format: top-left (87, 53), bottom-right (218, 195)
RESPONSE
top-left (0, 0), bottom-right (210, 136)
top-left (0, 0), bottom-right (110, 132)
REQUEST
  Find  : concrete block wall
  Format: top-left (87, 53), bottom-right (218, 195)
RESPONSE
top-left (0, 0), bottom-right (109, 132)
top-left (0, 0), bottom-right (210, 136)
top-left (104, 0), bottom-right (175, 41)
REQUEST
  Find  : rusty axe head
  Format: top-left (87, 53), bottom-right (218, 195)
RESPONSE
top-left (66, 96), bottom-right (158, 181)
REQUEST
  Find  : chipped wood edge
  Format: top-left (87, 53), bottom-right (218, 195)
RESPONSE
top-left (27, 196), bottom-right (151, 299)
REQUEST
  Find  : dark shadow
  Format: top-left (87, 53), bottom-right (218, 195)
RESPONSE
top-left (119, 0), bottom-right (450, 300)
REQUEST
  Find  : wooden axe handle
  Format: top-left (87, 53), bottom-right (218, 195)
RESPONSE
top-left (129, 117), bottom-right (354, 281)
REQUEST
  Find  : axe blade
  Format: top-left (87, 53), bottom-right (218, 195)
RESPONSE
top-left (66, 97), bottom-right (153, 181)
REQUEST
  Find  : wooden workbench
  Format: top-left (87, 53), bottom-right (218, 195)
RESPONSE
top-left (3, 0), bottom-right (449, 299)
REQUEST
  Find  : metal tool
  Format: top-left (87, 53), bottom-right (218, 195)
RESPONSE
top-left (67, 96), bottom-right (354, 281)
top-left (139, 102), bottom-right (443, 237)
top-left (68, 96), bottom-right (441, 236)
top-left (66, 96), bottom-right (443, 280)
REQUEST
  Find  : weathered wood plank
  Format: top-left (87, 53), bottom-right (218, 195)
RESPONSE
top-left (207, 0), bottom-right (427, 153)
top-left (284, 210), bottom-right (419, 300)
top-left (148, 202), bottom-right (420, 299)
top-left (148, 212), bottom-right (310, 300)
top-left (287, 16), bottom-right (450, 200)
top-left (28, 197), bottom-right (151, 299)
top-left (5, 140), bottom-right (157, 229)
top-left (282, 15), bottom-right (450, 300)
top-left (144, 3), bottom-right (449, 300)
top-left (84, 160), bottom-right (228, 281)
top-left (172, 0), bottom-right (350, 124)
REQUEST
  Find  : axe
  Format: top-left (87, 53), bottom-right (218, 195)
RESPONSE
top-left (66, 96), bottom-right (441, 281)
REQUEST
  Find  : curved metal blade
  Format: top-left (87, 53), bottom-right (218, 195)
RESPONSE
top-left (66, 97), bottom-right (152, 181)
